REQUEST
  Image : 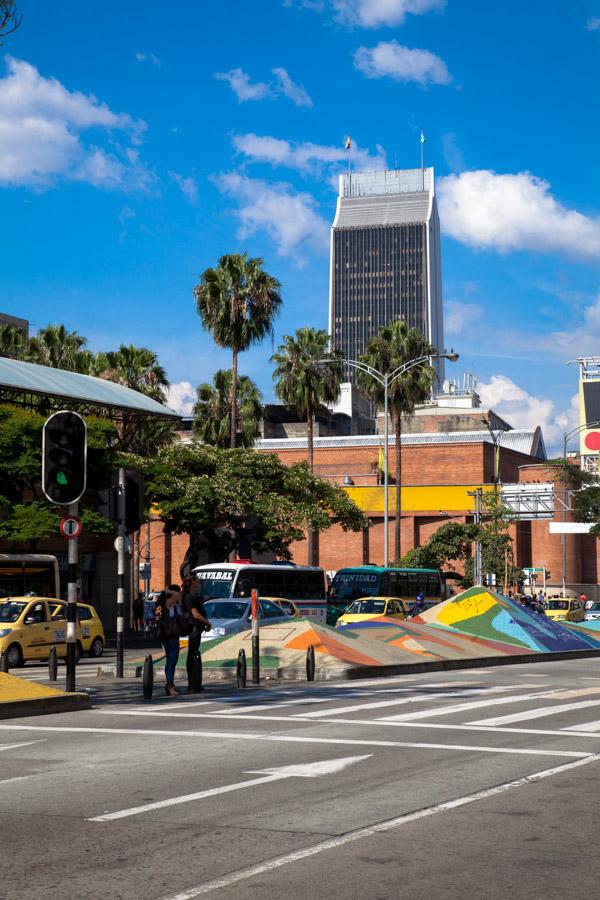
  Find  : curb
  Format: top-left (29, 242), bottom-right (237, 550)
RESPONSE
top-left (0, 692), bottom-right (91, 720)
top-left (343, 647), bottom-right (600, 679)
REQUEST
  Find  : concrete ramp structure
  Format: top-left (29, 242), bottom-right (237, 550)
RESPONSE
top-left (414, 586), bottom-right (600, 652)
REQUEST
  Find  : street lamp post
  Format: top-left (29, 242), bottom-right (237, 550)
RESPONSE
top-left (481, 417), bottom-right (508, 489)
top-left (320, 350), bottom-right (459, 566)
top-left (560, 420), bottom-right (600, 596)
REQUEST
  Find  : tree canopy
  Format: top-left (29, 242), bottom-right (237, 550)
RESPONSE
top-left (139, 442), bottom-right (368, 566)
top-left (193, 370), bottom-right (263, 448)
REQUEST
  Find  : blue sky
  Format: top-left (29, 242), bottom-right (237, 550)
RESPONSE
top-left (2, 0), bottom-right (600, 451)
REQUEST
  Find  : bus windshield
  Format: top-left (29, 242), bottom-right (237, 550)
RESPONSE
top-left (196, 569), bottom-right (236, 600)
top-left (0, 556), bottom-right (60, 599)
top-left (330, 572), bottom-right (380, 601)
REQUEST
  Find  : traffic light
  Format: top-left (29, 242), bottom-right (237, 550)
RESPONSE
top-left (42, 411), bottom-right (87, 505)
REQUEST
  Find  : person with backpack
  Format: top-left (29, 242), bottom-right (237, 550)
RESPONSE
top-left (158, 584), bottom-right (187, 697)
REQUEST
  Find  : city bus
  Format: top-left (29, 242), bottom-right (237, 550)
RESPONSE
top-left (329, 565), bottom-right (443, 610)
top-left (0, 554), bottom-right (60, 599)
top-left (192, 561), bottom-right (327, 622)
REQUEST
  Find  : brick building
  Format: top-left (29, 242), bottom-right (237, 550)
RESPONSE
top-left (142, 426), bottom-right (599, 599)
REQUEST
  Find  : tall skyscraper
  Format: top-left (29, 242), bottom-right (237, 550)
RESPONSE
top-left (329, 167), bottom-right (444, 380)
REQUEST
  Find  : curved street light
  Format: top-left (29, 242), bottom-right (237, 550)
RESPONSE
top-left (319, 350), bottom-right (459, 565)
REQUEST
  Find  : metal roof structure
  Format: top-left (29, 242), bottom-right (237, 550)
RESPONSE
top-left (256, 428), bottom-right (547, 460)
top-left (0, 357), bottom-right (179, 419)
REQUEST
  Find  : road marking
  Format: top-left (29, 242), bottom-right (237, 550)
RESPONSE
top-left (160, 753), bottom-right (600, 899)
top-left (93, 708), bottom-right (600, 740)
top-left (0, 775), bottom-right (35, 786)
top-left (566, 719), bottom-right (600, 732)
top-left (89, 755), bottom-right (370, 822)
top-left (0, 739), bottom-right (46, 752)
top-left (292, 686), bottom-right (525, 719)
top-left (0, 723), bottom-right (587, 759)
top-left (379, 689), bottom-right (562, 722)
top-left (473, 698), bottom-right (600, 726)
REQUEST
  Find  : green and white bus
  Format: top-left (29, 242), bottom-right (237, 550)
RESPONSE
top-left (329, 565), bottom-right (443, 608)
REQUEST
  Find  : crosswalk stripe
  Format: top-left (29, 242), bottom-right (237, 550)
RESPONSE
top-left (564, 719), bottom-right (600, 733)
top-left (292, 685), bottom-right (524, 720)
top-left (378, 689), bottom-right (561, 722)
top-left (473, 698), bottom-right (600, 727)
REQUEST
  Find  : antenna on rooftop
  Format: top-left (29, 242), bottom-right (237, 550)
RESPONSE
top-left (420, 129), bottom-right (426, 190)
top-left (345, 136), bottom-right (351, 195)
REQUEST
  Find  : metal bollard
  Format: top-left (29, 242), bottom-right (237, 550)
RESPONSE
top-left (306, 644), bottom-right (315, 681)
top-left (189, 650), bottom-right (203, 693)
top-left (0, 651), bottom-right (8, 673)
top-left (236, 648), bottom-right (247, 689)
top-left (142, 654), bottom-right (153, 700)
top-left (48, 646), bottom-right (58, 681)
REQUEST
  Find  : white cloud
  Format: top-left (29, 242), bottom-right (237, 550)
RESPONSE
top-left (214, 172), bottom-right (329, 261)
top-left (438, 170), bottom-right (600, 262)
top-left (135, 51), bottom-right (161, 67)
top-left (214, 68), bottom-right (271, 102)
top-left (167, 381), bottom-right (196, 417)
top-left (478, 375), bottom-right (577, 449)
top-left (232, 132), bottom-right (387, 179)
top-left (170, 171), bottom-right (198, 205)
top-left (0, 57), bottom-right (151, 191)
top-left (272, 67), bottom-right (312, 107)
top-left (444, 300), bottom-right (484, 336)
top-left (354, 41), bottom-right (451, 85)
top-left (586, 16), bottom-right (600, 31)
top-left (288, 0), bottom-right (443, 26)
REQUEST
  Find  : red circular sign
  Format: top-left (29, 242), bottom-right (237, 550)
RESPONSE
top-left (59, 515), bottom-right (82, 539)
top-left (584, 431), bottom-right (600, 451)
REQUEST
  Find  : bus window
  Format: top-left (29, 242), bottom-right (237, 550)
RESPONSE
top-left (0, 556), bottom-right (60, 599)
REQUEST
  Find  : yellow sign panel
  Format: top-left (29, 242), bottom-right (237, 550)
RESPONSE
top-left (344, 484), bottom-right (493, 514)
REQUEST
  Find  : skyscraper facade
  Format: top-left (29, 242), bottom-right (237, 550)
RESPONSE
top-left (329, 167), bottom-right (444, 379)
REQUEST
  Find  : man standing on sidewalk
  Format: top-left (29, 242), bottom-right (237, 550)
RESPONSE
top-left (182, 574), bottom-right (210, 692)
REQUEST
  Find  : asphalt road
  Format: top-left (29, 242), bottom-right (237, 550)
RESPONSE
top-left (3, 660), bottom-right (600, 899)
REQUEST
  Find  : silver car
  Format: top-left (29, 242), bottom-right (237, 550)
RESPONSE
top-left (201, 598), bottom-right (293, 640)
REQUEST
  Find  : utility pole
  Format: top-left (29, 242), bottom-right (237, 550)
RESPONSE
top-left (116, 466), bottom-right (126, 678)
top-left (469, 488), bottom-right (483, 586)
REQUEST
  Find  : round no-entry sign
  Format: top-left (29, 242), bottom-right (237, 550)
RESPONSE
top-left (60, 515), bottom-right (82, 539)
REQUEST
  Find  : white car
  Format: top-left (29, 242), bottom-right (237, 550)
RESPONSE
top-left (200, 598), bottom-right (293, 640)
top-left (585, 600), bottom-right (600, 622)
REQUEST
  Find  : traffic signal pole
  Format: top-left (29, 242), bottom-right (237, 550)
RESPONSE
top-left (65, 500), bottom-right (79, 692)
top-left (116, 466), bottom-right (126, 678)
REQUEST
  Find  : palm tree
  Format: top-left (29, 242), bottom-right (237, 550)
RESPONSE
top-left (95, 344), bottom-right (169, 401)
top-left (27, 324), bottom-right (90, 372)
top-left (0, 323), bottom-right (27, 360)
top-left (358, 320), bottom-right (435, 561)
top-left (193, 370), bottom-right (263, 448)
top-left (194, 253), bottom-right (282, 448)
top-left (271, 328), bottom-right (343, 472)
top-left (271, 328), bottom-right (343, 566)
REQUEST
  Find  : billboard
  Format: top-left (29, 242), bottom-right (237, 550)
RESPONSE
top-left (578, 359), bottom-right (600, 461)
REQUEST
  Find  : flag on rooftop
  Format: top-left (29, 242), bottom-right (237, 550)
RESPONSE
top-left (420, 129), bottom-right (426, 144)
top-left (345, 136), bottom-right (351, 150)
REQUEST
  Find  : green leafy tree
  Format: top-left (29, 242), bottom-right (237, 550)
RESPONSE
top-left (193, 370), bottom-right (262, 448)
top-left (397, 521), bottom-right (479, 571)
top-left (26, 324), bottom-right (91, 373)
top-left (0, 323), bottom-right (27, 360)
top-left (358, 320), bottom-right (435, 561)
top-left (94, 344), bottom-right (169, 401)
top-left (271, 327), bottom-right (343, 473)
top-left (139, 443), bottom-right (368, 567)
top-left (194, 253), bottom-right (282, 448)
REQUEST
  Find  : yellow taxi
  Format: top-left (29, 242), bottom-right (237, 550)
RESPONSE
top-left (335, 597), bottom-right (408, 627)
top-left (50, 601), bottom-right (106, 657)
top-left (0, 596), bottom-right (83, 667)
top-left (266, 597), bottom-right (301, 618)
top-left (544, 597), bottom-right (585, 623)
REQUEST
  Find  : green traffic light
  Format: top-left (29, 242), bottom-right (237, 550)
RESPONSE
top-left (56, 471), bottom-right (68, 485)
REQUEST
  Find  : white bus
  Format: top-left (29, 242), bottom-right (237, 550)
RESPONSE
top-left (0, 554), bottom-right (61, 599)
top-left (192, 562), bottom-right (328, 623)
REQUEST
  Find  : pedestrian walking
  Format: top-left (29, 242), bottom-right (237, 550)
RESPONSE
top-left (181, 574), bottom-right (211, 692)
top-left (157, 586), bottom-right (185, 697)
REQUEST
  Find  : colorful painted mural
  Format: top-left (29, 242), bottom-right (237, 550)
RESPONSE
top-left (416, 586), bottom-right (600, 653)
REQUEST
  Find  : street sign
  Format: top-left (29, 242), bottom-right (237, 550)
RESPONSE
top-left (114, 535), bottom-right (131, 554)
top-left (59, 515), bottom-right (82, 539)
